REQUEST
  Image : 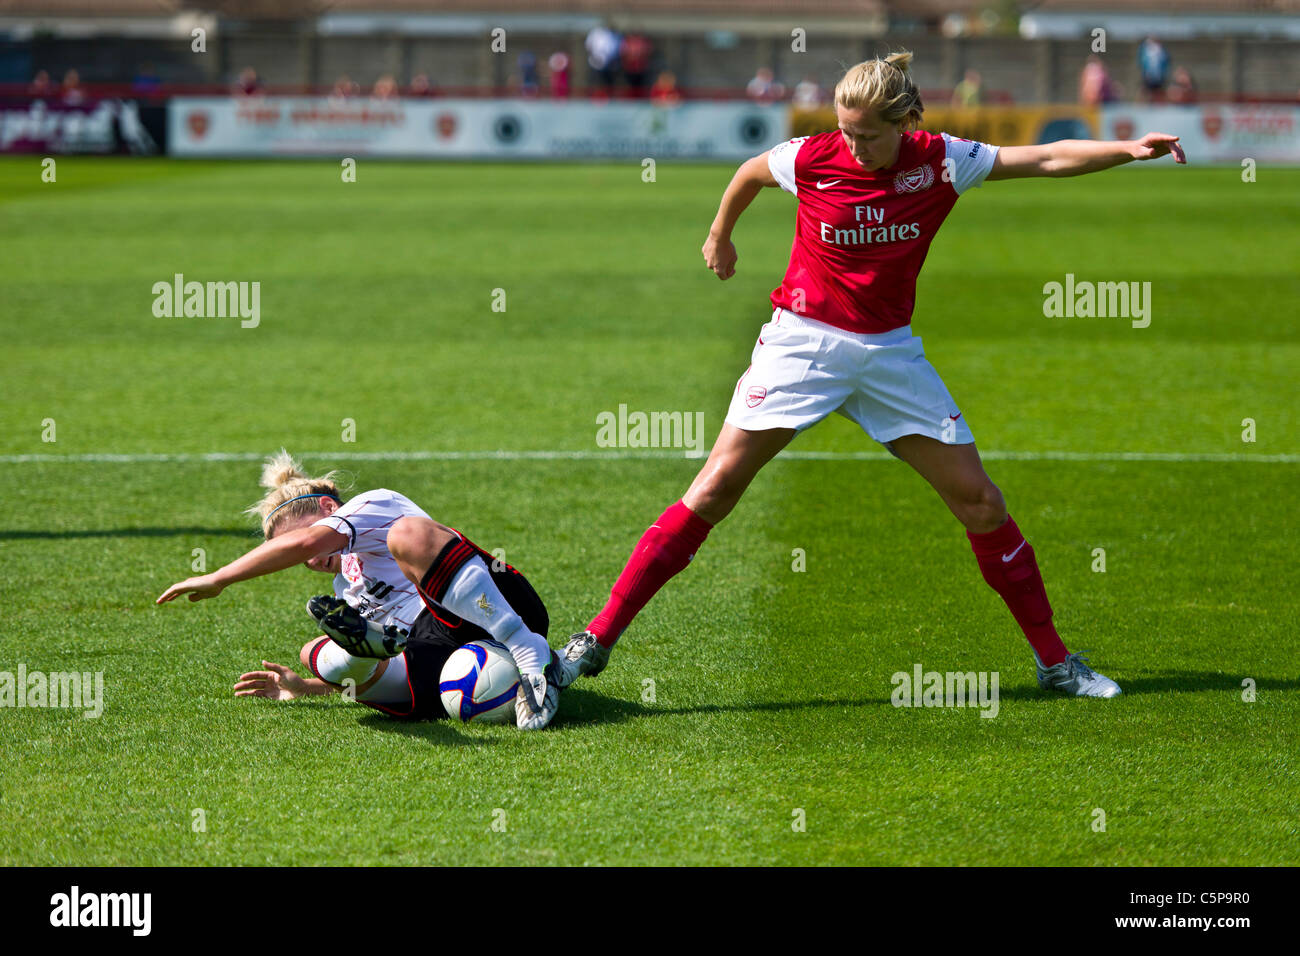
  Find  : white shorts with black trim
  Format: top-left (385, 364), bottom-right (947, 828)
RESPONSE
top-left (724, 308), bottom-right (974, 449)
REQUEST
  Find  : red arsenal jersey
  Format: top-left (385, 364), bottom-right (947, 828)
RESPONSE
top-left (767, 129), bottom-right (998, 333)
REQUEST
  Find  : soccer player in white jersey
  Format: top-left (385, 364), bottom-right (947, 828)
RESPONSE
top-left (562, 51), bottom-right (1186, 697)
top-left (156, 451), bottom-right (565, 729)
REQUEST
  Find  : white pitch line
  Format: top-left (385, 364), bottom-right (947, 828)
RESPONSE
top-left (0, 450), bottom-right (1296, 464)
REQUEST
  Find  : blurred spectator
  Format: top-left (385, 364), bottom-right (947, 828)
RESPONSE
top-left (518, 51), bottom-right (539, 97)
top-left (330, 74), bottom-right (359, 102)
top-left (1079, 55), bottom-right (1119, 106)
top-left (1138, 36), bottom-right (1170, 102)
top-left (650, 71), bottom-right (682, 107)
top-left (1167, 66), bottom-right (1197, 105)
top-left (29, 70), bottom-right (52, 97)
top-left (951, 69), bottom-right (982, 108)
top-left (235, 66), bottom-right (261, 97)
top-left (371, 74), bottom-right (398, 100)
top-left (61, 69), bottom-right (85, 106)
top-left (791, 74), bottom-right (827, 109)
top-left (621, 32), bottom-right (653, 98)
top-left (746, 67), bottom-right (784, 103)
top-left (548, 51), bottom-right (571, 98)
top-left (586, 23), bottom-right (621, 97)
top-left (408, 73), bottom-right (433, 97)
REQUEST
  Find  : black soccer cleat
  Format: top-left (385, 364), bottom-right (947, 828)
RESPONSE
top-left (306, 595), bottom-right (407, 659)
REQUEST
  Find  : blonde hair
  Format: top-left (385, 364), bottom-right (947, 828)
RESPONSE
top-left (834, 51), bottom-right (924, 131)
top-left (246, 449), bottom-right (344, 538)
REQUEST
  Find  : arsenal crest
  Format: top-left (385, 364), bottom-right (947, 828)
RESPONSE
top-left (746, 385), bottom-right (767, 408)
top-left (187, 111), bottom-right (210, 139)
top-left (893, 164), bottom-right (934, 194)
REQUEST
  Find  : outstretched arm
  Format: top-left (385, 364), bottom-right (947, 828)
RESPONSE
top-left (156, 523), bottom-right (347, 604)
top-left (986, 132), bottom-right (1185, 180)
top-left (703, 150), bottom-right (779, 280)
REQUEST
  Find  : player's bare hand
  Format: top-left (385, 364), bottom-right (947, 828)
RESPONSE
top-left (702, 234), bottom-right (738, 280)
top-left (156, 574), bottom-right (225, 604)
top-left (234, 661), bottom-right (308, 701)
top-left (1131, 133), bottom-right (1185, 164)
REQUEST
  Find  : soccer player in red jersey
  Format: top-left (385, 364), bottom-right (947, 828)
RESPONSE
top-left (561, 51), bottom-right (1186, 697)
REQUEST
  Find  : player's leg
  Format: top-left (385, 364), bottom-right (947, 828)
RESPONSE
top-left (889, 434), bottom-right (1119, 697)
top-left (305, 595), bottom-right (409, 659)
top-left (567, 310), bottom-right (849, 678)
top-left (299, 636), bottom-right (411, 706)
top-left (563, 423), bottom-right (795, 678)
top-left (682, 423), bottom-right (798, 524)
top-left (387, 516), bottom-right (560, 728)
top-left (848, 332), bottom-right (1119, 697)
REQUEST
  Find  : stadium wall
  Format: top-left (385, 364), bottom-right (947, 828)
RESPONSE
top-left (8, 32), bottom-right (1299, 103)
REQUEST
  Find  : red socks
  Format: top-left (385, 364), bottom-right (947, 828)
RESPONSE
top-left (966, 515), bottom-right (1069, 667)
top-left (589, 500), bottom-right (713, 648)
top-left (588, 504), bottom-right (1066, 665)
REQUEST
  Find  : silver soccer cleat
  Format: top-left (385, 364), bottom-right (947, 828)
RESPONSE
top-left (561, 630), bottom-right (611, 681)
top-left (1035, 650), bottom-right (1122, 698)
top-left (515, 656), bottom-right (563, 731)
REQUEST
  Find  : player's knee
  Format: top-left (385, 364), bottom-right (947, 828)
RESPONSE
top-left (689, 465), bottom-right (746, 518)
top-left (959, 482), bottom-right (1006, 533)
top-left (300, 637), bottom-right (325, 672)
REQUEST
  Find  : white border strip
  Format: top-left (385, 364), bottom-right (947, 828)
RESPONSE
top-left (0, 450), bottom-right (1295, 464)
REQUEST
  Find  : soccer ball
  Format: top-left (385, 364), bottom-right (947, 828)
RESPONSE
top-left (439, 639), bottom-right (520, 724)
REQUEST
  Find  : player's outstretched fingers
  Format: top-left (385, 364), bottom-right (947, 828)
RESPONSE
top-left (155, 583), bottom-right (183, 604)
top-left (233, 671), bottom-right (276, 697)
top-left (157, 574), bottom-right (224, 604)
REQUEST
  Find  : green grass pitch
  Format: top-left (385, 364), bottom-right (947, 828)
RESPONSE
top-left (1, 156), bottom-right (1296, 865)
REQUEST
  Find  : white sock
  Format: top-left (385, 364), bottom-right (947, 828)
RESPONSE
top-left (442, 556), bottom-right (550, 677)
top-left (358, 654), bottom-right (410, 705)
top-left (313, 639), bottom-right (380, 688)
top-left (312, 639), bottom-right (411, 705)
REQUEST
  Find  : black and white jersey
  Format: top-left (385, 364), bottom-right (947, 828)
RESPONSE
top-left (312, 489), bottom-right (428, 630)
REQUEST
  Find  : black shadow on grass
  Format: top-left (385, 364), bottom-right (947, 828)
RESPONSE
top-left (557, 687), bottom-right (893, 725)
top-left (355, 711), bottom-right (501, 747)
top-left (556, 670), bottom-right (1299, 723)
top-left (0, 526), bottom-right (256, 541)
top-left (1099, 671), bottom-right (1300, 696)
top-left (993, 671), bottom-right (1300, 700)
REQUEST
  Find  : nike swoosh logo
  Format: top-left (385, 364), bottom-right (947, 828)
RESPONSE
top-left (1001, 540), bottom-right (1027, 563)
top-left (815, 179), bottom-right (842, 189)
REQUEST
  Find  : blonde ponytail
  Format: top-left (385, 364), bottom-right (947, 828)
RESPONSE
top-left (246, 449), bottom-right (344, 538)
top-left (834, 50), bottom-right (924, 130)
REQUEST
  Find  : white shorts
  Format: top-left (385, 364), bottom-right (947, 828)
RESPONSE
top-left (724, 309), bottom-right (974, 448)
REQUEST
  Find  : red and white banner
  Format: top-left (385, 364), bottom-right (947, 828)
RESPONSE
top-left (1101, 104), bottom-right (1300, 164)
top-left (168, 97), bottom-right (789, 160)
